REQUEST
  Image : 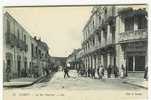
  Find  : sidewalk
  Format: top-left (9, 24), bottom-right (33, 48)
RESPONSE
top-left (86, 71), bottom-right (148, 89)
top-left (122, 77), bottom-right (148, 89)
top-left (3, 76), bottom-right (46, 88)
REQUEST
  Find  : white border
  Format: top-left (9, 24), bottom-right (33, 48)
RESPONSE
top-left (0, 1), bottom-right (150, 100)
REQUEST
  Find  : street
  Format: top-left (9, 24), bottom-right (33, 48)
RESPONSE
top-left (4, 70), bottom-right (148, 100)
top-left (21, 70), bottom-right (145, 90)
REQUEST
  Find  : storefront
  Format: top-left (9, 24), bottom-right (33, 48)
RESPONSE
top-left (124, 41), bottom-right (147, 72)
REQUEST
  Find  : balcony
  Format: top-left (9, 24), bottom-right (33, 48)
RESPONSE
top-left (119, 29), bottom-right (147, 43)
top-left (41, 57), bottom-right (48, 62)
top-left (107, 35), bottom-right (115, 45)
top-left (84, 38), bottom-right (116, 55)
top-left (5, 33), bottom-right (17, 47)
top-left (84, 43), bottom-right (102, 55)
top-left (17, 39), bottom-right (28, 51)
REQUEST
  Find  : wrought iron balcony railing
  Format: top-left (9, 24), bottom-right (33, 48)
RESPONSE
top-left (119, 29), bottom-right (147, 42)
top-left (5, 33), bottom-right (17, 47)
top-left (17, 39), bottom-right (28, 51)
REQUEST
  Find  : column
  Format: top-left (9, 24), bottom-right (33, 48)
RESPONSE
top-left (91, 55), bottom-right (93, 68)
top-left (101, 30), bottom-right (104, 47)
top-left (134, 16), bottom-right (138, 31)
top-left (95, 34), bottom-right (98, 47)
top-left (96, 55), bottom-right (98, 68)
top-left (85, 56), bottom-right (88, 68)
top-left (116, 45), bottom-right (126, 69)
top-left (101, 55), bottom-right (104, 66)
top-left (86, 56), bottom-right (88, 69)
top-left (92, 55), bottom-right (95, 68)
top-left (107, 53), bottom-right (110, 67)
top-left (89, 56), bottom-right (91, 68)
top-left (107, 25), bottom-right (111, 44)
top-left (133, 56), bottom-right (135, 72)
top-left (94, 55), bottom-right (96, 69)
top-left (120, 16), bottom-right (125, 33)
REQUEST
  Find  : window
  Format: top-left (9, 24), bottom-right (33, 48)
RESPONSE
top-left (93, 20), bottom-right (95, 28)
top-left (17, 29), bottom-right (20, 39)
top-left (99, 16), bottom-right (101, 23)
top-left (137, 16), bottom-right (147, 29)
top-left (31, 44), bottom-right (34, 57)
top-left (93, 38), bottom-right (95, 46)
top-left (104, 7), bottom-right (107, 15)
top-left (103, 29), bottom-right (107, 42)
top-left (127, 56), bottom-right (133, 71)
top-left (97, 33), bottom-right (101, 42)
top-left (24, 35), bottom-right (26, 43)
top-left (124, 17), bottom-right (134, 31)
top-left (135, 56), bottom-right (145, 71)
top-left (36, 46), bottom-right (38, 56)
top-left (7, 20), bottom-right (10, 33)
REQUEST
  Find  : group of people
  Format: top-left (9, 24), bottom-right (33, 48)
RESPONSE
top-left (63, 64), bottom-right (148, 80)
top-left (77, 64), bottom-right (127, 79)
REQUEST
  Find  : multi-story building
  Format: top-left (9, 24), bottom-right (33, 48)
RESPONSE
top-left (76, 49), bottom-right (84, 70)
top-left (27, 36), bottom-right (50, 78)
top-left (66, 49), bottom-right (81, 69)
top-left (3, 12), bottom-right (32, 81)
top-left (116, 6), bottom-right (148, 75)
top-left (3, 12), bottom-right (51, 81)
top-left (82, 5), bottom-right (148, 77)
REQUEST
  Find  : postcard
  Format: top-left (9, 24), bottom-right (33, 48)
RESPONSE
top-left (2, 4), bottom-right (148, 100)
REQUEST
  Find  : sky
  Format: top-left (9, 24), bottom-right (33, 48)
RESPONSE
top-left (4, 6), bottom-right (92, 57)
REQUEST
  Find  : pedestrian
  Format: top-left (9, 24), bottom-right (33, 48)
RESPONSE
top-left (91, 68), bottom-right (95, 79)
top-left (6, 64), bottom-right (11, 82)
top-left (144, 66), bottom-right (148, 80)
top-left (107, 65), bottom-right (112, 78)
top-left (45, 67), bottom-right (50, 76)
top-left (85, 68), bottom-right (88, 77)
top-left (64, 66), bottom-right (70, 78)
top-left (98, 65), bottom-right (104, 79)
top-left (114, 65), bottom-right (119, 78)
top-left (121, 64), bottom-right (126, 78)
top-left (88, 67), bottom-right (91, 77)
top-left (97, 65), bottom-right (100, 78)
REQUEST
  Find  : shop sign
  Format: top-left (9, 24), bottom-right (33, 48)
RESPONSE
top-left (125, 42), bottom-right (147, 51)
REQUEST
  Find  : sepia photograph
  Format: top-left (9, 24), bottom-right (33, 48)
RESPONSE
top-left (3, 4), bottom-right (148, 100)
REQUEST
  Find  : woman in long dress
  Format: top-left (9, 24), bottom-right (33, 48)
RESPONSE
top-left (121, 64), bottom-right (126, 78)
top-left (98, 65), bottom-right (104, 79)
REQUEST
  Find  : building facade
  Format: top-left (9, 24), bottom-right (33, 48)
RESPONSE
top-left (3, 12), bottom-right (32, 81)
top-left (31, 37), bottom-right (50, 77)
top-left (82, 5), bottom-right (148, 77)
top-left (117, 7), bottom-right (148, 74)
top-left (66, 49), bottom-right (81, 69)
top-left (50, 57), bottom-right (67, 71)
top-left (3, 12), bottom-right (51, 81)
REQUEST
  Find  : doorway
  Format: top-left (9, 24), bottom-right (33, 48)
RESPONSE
top-left (127, 56), bottom-right (145, 72)
top-left (135, 56), bottom-right (145, 71)
top-left (17, 60), bottom-right (21, 77)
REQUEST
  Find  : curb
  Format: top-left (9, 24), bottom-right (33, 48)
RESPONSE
top-left (122, 81), bottom-right (148, 89)
top-left (3, 76), bottom-right (46, 88)
top-left (4, 72), bottom-right (56, 88)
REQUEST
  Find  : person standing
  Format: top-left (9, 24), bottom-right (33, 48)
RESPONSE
top-left (121, 64), bottom-right (126, 78)
top-left (6, 64), bottom-right (11, 82)
top-left (64, 66), bottom-right (70, 78)
top-left (88, 67), bottom-right (91, 77)
top-left (107, 65), bottom-right (112, 78)
top-left (144, 66), bottom-right (148, 80)
top-left (91, 68), bottom-right (95, 79)
top-left (98, 65), bottom-right (104, 79)
top-left (114, 65), bottom-right (119, 78)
